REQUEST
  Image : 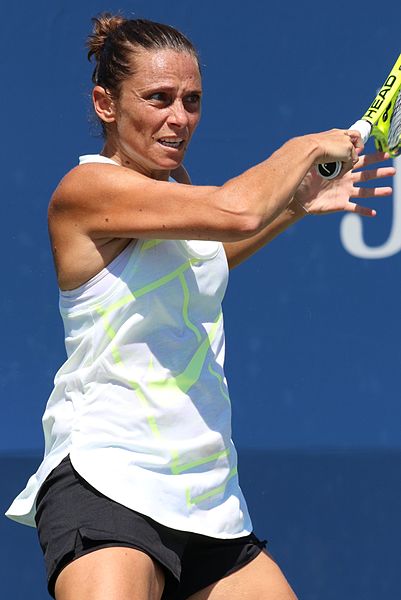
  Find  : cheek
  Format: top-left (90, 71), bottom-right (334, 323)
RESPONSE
top-left (133, 112), bottom-right (167, 138)
top-left (118, 116), bottom-right (150, 144)
top-left (116, 102), bottom-right (169, 143)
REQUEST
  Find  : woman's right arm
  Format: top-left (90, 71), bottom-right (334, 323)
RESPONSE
top-left (49, 130), bottom-right (361, 243)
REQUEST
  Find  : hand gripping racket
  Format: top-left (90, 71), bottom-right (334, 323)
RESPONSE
top-left (318, 53), bottom-right (401, 179)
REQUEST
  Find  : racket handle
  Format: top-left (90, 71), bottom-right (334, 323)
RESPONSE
top-left (317, 120), bottom-right (372, 180)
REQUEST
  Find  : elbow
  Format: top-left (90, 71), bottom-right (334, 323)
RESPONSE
top-left (229, 212), bottom-right (263, 240)
top-left (214, 188), bottom-right (263, 240)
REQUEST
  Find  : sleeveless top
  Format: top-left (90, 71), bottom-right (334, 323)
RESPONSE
top-left (5, 155), bottom-right (252, 538)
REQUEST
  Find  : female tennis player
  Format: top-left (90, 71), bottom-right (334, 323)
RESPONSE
top-left (6, 13), bottom-right (395, 600)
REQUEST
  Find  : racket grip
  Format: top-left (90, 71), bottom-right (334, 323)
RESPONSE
top-left (316, 120), bottom-right (372, 180)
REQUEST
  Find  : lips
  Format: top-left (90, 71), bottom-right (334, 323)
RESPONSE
top-left (157, 138), bottom-right (185, 149)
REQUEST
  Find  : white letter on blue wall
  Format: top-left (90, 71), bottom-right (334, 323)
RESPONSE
top-left (340, 155), bottom-right (401, 259)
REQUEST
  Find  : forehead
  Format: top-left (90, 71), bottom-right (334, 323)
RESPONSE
top-left (129, 48), bottom-right (202, 90)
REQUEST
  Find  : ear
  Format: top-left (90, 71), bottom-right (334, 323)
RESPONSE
top-left (92, 86), bottom-right (116, 123)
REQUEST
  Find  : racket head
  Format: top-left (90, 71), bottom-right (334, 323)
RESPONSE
top-left (371, 85), bottom-right (401, 156)
top-left (362, 54), bottom-right (401, 157)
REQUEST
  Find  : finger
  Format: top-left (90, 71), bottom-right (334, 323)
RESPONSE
top-left (341, 158), bottom-right (356, 175)
top-left (348, 201), bottom-right (376, 217)
top-left (347, 129), bottom-right (364, 149)
top-left (354, 151), bottom-right (393, 169)
top-left (352, 186), bottom-right (393, 198)
top-left (354, 166), bottom-right (396, 182)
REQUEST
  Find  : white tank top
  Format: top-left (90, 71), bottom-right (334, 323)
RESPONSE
top-left (6, 155), bottom-right (252, 538)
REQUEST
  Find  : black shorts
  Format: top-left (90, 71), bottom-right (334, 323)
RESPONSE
top-left (35, 456), bottom-right (266, 599)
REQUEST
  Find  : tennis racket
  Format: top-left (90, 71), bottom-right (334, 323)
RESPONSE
top-left (318, 53), bottom-right (401, 179)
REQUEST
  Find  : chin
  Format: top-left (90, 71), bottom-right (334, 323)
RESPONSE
top-left (154, 157), bottom-right (184, 170)
top-left (154, 146), bottom-right (186, 166)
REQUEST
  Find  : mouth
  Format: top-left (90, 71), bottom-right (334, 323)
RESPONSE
top-left (157, 137), bottom-right (185, 150)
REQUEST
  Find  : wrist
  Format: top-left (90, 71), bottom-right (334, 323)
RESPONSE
top-left (287, 135), bottom-right (322, 164)
top-left (287, 197), bottom-right (310, 218)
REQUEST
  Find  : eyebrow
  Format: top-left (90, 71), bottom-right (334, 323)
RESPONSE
top-left (139, 84), bottom-right (202, 95)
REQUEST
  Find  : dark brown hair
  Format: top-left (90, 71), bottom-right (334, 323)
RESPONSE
top-left (87, 12), bottom-right (201, 98)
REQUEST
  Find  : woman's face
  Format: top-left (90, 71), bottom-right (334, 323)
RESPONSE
top-left (100, 48), bottom-right (202, 179)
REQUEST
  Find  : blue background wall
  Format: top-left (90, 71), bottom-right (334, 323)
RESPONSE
top-left (2, 1), bottom-right (401, 598)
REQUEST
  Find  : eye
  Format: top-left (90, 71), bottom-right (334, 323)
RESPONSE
top-left (184, 94), bottom-right (201, 106)
top-left (183, 94), bottom-right (201, 112)
top-left (148, 92), bottom-right (171, 105)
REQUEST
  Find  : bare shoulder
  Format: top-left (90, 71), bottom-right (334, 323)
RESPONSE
top-left (49, 163), bottom-right (145, 214)
top-left (48, 164), bottom-right (140, 291)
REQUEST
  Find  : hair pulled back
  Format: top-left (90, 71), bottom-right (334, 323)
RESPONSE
top-left (87, 13), bottom-right (200, 97)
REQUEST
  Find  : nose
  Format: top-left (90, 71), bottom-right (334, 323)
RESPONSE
top-left (167, 99), bottom-right (189, 128)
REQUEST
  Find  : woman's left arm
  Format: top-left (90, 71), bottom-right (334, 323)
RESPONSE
top-left (224, 151), bottom-right (395, 269)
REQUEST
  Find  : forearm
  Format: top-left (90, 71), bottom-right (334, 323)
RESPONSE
top-left (220, 136), bottom-right (320, 232)
top-left (223, 199), bottom-right (306, 268)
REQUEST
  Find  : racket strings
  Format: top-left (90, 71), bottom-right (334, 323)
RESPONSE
top-left (388, 88), bottom-right (401, 154)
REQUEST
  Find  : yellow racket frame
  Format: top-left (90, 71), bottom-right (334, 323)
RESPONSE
top-left (363, 54), bottom-right (401, 156)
